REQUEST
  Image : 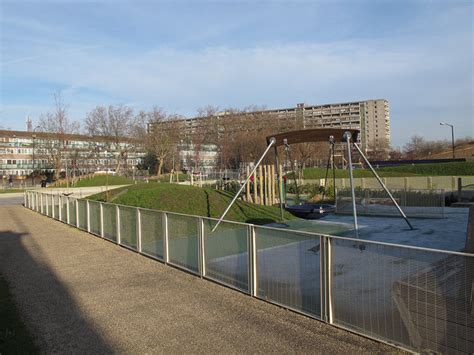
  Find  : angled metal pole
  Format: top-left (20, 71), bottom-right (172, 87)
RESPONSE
top-left (343, 132), bottom-right (358, 237)
top-left (274, 145), bottom-right (285, 221)
top-left (212, 138), bottom-right (276, 232)
top-left (353, 143), bottom-right (414, 230)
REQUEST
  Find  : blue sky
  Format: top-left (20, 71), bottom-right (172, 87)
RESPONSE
top-left (1, 0), bottom-right (472, 148)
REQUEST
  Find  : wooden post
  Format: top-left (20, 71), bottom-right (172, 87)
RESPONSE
top-left (246, 166), bottom-right (251, 202)
top-left (258, 165), bottom-right (264, 205)
top-left (427, 176), bottom-right (433, 190)
top-left (271, 164), bottom-right (275, 205)
top-left (458, 177), bottom-right (462, 201)
top-left (404, 177), bottom-right (409, 190)
top-left (263, 165), bottom-right (268, 205)
top-left (253, 171), bottom-right (257, 204)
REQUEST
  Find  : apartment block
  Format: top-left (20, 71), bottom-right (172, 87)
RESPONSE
top-left (0, 129), bottom-right (145, 178)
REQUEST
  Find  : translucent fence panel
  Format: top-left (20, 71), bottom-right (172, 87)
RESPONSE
top-left (102, 203), bottom-right (117, 242)
top-left (254, 226), bottom-right (321, 318)
top-left (77, 200), bottom-right (88, 230)
top-left (119, 206), bottom-right (137, 249)
top-left (42, 194), bottom-right (48, 214)
top-left (330, 238), bottom-right (474, 354)
top-left (53, 195), bottom-right (60, 220)
top-left (88, 201), bottom-right (101, 236)
top-left (140, 209), bottom-right (164, 259)
top-left (68, 198), bottom-right (77, 226)
top-left (60, 196), bottom-right (68, 222)
top-left (167, 213), bottom-right (199, 273)
top-left (47, 195), bottom-right (53, 217)
top-left (203, 220), bottom-right (248, 291)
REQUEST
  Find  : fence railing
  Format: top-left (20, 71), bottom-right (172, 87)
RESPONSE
top-left (24, 191), bottom-right (474, 354)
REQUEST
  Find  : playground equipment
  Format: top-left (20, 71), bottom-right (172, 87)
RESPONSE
top-left (212, 128), bottom-right (414, 233)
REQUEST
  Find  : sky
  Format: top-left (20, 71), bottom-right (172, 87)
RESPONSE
top-left (0, 0), bottom-right (473, 148)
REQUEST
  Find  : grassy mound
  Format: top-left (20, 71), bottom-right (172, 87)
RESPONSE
top-left (54, 175), bottom-right (135, 188)
top-left (88, 183), bottom-right (296, 224)
top-left (299, 161), bottom-right (474, 179)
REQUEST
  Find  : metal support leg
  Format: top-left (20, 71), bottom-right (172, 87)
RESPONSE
top-left (353, 143), bottom-right (414, 230)
top-left (344, 132), bottom-right (359, 237)
top-left (274, 146), bottom-right (285, 221)
top-left (248, 225), bottom-right (257, 297)
top-left (212, 138), bottom-right (276, 232)
top-left (163, 212), bottom-right (169, 263)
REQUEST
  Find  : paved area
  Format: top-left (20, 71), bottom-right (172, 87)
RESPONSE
top-left (0, 192), bottom-right (24, 205)
top-left (0, 205), bottom-right (396, 353)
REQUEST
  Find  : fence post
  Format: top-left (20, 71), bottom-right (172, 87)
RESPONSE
top-left (100, 203), bottom-right (104, 238)
top-left (137, 208), bottom-right (142, 252)
top-left (116, 205), bottom-right (121, 244)
top-left (52, 196), bottom-right (55, 219)
top-left (75, 199), bottom-right (79, 227)
top-left (59, 196), bottom-right (62, 221)
top-left (66, 197), bottom-right (70, 224)
top-left (198, 217), bottom-right (205, 278)
top-left (163, 212), bottom-right (169, 263)
top-left (404, 177), bottom-right (409, 190)
top-left (320, 235), bottom-right (333, 324)
top-left (248, 225), bottom-right (257, 297)
top-left (87, 200), bottom-right (91, 233)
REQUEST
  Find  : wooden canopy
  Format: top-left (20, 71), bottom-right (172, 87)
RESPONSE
top-left (266, 128), bottom-right (359, 147)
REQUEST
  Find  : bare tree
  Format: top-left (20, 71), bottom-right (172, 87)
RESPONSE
top-left (146, 108), bottom-right (181, 176)
top-left (38, 92), bottom-right (80, 179)
top-left (85, 105), bottom-right (136, 174)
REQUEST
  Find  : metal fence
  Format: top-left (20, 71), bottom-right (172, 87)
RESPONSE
top-left (335, 187), bottom-right (445, 218)
top-left (24, 191), bottom-right (474, 354)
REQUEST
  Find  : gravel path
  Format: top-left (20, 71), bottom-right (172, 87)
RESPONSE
top-left (0, 205), bottom-right (397, 353)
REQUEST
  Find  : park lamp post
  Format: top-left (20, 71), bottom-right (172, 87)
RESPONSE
top-left (440, 122), bottom-right (455, 160)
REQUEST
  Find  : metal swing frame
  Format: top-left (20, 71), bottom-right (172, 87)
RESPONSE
top-left (212, 128), bottom-right (413, 233)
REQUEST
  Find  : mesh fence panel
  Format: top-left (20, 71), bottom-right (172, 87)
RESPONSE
top-left (68, 198), bottom-right (77, 226)
top-left (167, 214), bottom-right (198, 273)
top-left (77, 200), bottom-right (88, 230)
top-left (140, 209), bottom-right (164, 259)
top-left (330, 238), bottom-right (474, 353)
top-left (88, 201), bottom-right (101, 236)
top-left (102, 203), bottom-right (117, 242)
top-left (254, 226), bottom-right (321, 318)
top-left (335, 188), bottom-right (444, 218)
top-left (119, 206), bottom-right (137, 249)
top-left (203, 219), bottom-right (248, 291)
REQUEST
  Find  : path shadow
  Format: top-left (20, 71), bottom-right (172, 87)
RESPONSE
top-left (0, 227), bottom-right (114, 353)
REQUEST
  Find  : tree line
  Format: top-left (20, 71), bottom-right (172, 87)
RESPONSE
top-left (35, 93), bottom-right (472, 179)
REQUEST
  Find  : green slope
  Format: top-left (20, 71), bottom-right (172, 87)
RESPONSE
top-left (54, 175), bottom-right (135, 188)
top-left (88, 183), bottom-right (296, 224)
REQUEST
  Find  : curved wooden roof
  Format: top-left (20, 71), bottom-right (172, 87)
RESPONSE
top-left (266, 128), bottom-right (359, 147)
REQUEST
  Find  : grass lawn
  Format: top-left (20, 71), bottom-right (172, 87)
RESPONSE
top-left (0, 275), bottom-right (37, 353)
top-left (298, 161), bottom-right (474, 179)
top-left (0, 189), bottom-right (25, 194)
top-left (88, 183), bottom-right (296, 224)
top-left (54, 175), bottom-right (135, 188)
